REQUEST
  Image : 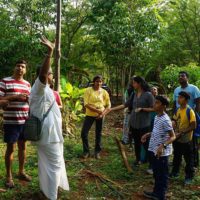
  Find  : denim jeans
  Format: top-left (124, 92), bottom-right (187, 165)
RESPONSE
top-left (81, 116), bottom-right (103, 154)
top-left (150, 151), bottom-right (169, 200)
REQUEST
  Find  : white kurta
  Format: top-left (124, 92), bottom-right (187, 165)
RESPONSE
top-left (30, 78), bottom-right (69, 200)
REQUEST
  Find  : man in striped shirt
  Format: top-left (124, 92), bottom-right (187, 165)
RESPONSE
top-left (141, 96), bottom-right (176, 200)
top-left (0, 60), bottom-right (31, 188)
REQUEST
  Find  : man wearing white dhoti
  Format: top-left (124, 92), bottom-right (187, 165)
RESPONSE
top-left (29, 36), bottom-right (69, 199)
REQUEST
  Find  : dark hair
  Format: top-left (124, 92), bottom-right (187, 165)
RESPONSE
top-left (126, 76), bottom-right (135, 97)
top-left (131, 75), bottom-right (136, 81)
top-left (93, 75), bottom-right (103, 83)
top-left (178, 91), bottom-right (190, 100)
top-left (133, 76), bottom-right (150, 92)
top-left (179, 71), bottom-right (189, 78)
top-left (15, 60), bottom-right (27, 66)
top-left (151, 86), bottom-right (158, 90)
top-left (127, 85), bottom-right (134, 97)
top-left (36, 66), bottom-right (41, 76)
top-left (155, 95), bottom-right (170, 106)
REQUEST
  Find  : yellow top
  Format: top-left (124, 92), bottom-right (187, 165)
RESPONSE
top-left (173, 107), bottom-right (196, 143)
top-left (84, 87), bottom-right (111, 117)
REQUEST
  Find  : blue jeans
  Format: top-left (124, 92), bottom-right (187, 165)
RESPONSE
top-left (150, 151), bottom-right (169, 200)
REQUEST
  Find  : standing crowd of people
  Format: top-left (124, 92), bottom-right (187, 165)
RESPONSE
top-left (80, 72), bottom-right (200, 200)
top-left (0, 36), bottom-right (199, 200)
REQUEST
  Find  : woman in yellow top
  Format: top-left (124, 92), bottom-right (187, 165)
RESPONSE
top-left (81, 75), bottom-right (111, 159)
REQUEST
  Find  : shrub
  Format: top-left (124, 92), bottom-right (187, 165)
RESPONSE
top-left (161, 63), bottom-right (200, 93)
top-left (60, 82), bottom-right (85, 137)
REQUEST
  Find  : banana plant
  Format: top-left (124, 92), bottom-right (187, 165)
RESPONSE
top-left (60, 81), bottom-right (85, 137)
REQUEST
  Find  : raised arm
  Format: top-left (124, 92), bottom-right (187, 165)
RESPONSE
top-left (39, 36), bottom-right (55, 84)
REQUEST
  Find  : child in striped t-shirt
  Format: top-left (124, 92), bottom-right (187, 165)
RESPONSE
top-left (141, 96), bottom-right (176, 200)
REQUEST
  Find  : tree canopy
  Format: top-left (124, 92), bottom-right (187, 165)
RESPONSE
top-left (0, 0), bottom-right (200, 93)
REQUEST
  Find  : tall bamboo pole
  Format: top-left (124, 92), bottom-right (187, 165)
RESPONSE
top-left (55, 0), bottom-right (61, 91)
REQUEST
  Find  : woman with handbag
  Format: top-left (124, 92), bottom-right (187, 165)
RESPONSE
top-left (29, 37), bottom-right (69, 200)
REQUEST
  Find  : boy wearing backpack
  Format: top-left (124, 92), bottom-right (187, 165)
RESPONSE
top-left (170, 91), bottom-right (196, 184)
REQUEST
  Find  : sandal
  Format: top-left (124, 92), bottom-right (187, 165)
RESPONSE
top-left (18, 173), bottom-right (32, 182)
top-left (5, 179), bottom-right (15, 189)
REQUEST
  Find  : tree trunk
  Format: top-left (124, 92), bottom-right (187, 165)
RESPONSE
top-left (55, 0), bottom-right (62, 91)
top-left (116, 66), bottom-right (119, 99)
top-left (129, 65), bottom-right (132, 81)
top-left (121, 67), bottom-right (126, 102)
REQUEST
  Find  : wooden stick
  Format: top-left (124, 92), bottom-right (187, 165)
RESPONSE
top-left (84, 170), bottom-right (123, 189)
top-left (114, 137), bottom-right (133, 173)
top-left (83, 170), bottom-right (124, 198)
top-left (95, 178), bottom-right (101, 190)
top-left (97, 176), bottom-right (124, 199)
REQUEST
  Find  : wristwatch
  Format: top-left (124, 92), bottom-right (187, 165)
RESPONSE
top-left (163, 143), bottom-right (167, 149)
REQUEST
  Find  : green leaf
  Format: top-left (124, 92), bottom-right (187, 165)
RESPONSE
top-left (75, 100), bottom-right (83, 112)
top-left (60, 93), bottom-right (70, 99)
top-left (65, 82), bottom-right (73, 95)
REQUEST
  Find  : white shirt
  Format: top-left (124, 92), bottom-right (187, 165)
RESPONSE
top-left (29, 78), bottom-right (64, 145)
top-left (148, 113), bottom-right (173, 157)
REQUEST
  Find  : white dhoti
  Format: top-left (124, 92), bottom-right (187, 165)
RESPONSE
top-left (30, 78), bottom-right (70, 200)
top-left (37, 143), bottom-right (69, 200)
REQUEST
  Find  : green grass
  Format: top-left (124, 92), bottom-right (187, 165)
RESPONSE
top-left (0, 127), bottom-right (199, 200)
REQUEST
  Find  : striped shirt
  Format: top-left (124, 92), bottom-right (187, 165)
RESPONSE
top-left (148, 113), bottom-right (173, 156)
top-left (0, 77), bottom-right (31, 124)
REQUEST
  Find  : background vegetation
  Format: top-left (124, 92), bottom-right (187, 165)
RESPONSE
top-left (0, 0), bottom-right (200, 199)
top-left (1, 0), bottom-right (200, 95)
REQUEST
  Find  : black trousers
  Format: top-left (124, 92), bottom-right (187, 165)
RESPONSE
top-left (130, 126), bottom-right (151, 162)
top-left (150, 152), bottom-right (169, 200)
top-left (171, 141), bottom-right (194, 178)
top-left (193, 136), bottom-right (199, 167)
top-left (81, 116), bottom-right (103, 154)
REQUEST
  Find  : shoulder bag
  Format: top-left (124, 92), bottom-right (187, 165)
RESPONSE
top-left (23, 100), bottom-right (55, 141)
